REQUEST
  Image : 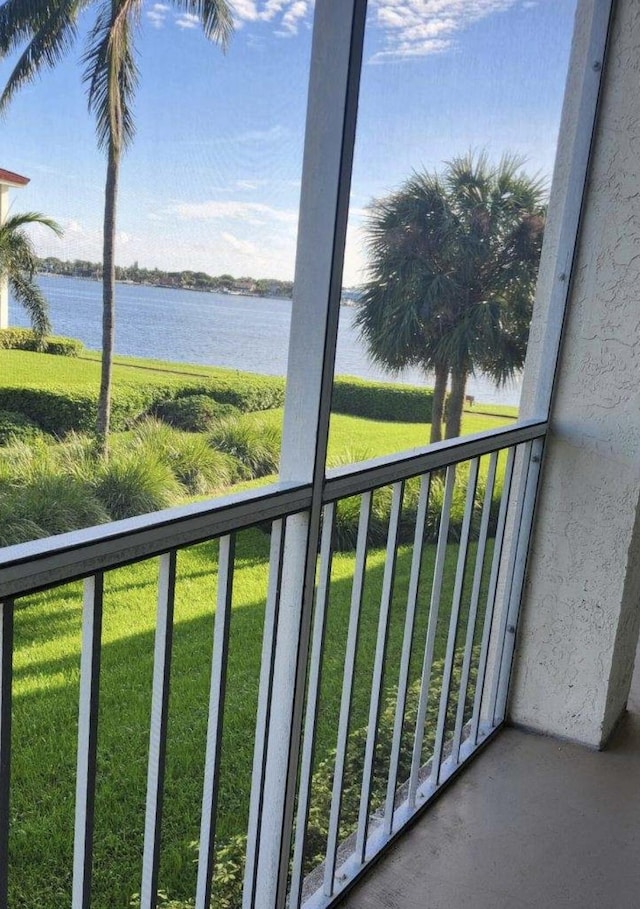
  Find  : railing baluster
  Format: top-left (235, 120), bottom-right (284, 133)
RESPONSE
top-left (485, 444), bottom-right (532, 727)
top-left (383, 473), bottom-right (431, 836)
top-left (195, 534), bottom-right (236, 909)
top-left (408, 466), bottom-right (456, 807)
top-left (430, 459), bottom-right (479, 786)
top-left (0, 598), bottom-right (14, 909)
top-left (243, 520), bottom-right (286, 909)
top-left (140, 551), bottom-right (178, 909)
top-left (290, 504), bottom-right (335, 909)
top-left (355, 481), bottom-right (404, 864)
top-left (323, 492), bottom-right (371, 898)
top-left (469, 447), bottom-right (516, 746)
top-left (72, 574), bottom-right (104, 909)
top-left (493, 440), bottom-right (543, 725)
top-left (451, 453), bottom-right (498, 763)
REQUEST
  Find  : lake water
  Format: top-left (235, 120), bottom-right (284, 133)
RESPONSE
top-left (10, 275), bottom-right (521, 406)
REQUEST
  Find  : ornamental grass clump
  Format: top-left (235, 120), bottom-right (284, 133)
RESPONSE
top-left (0, 438), bottom-right (109, 544)
top-left (131, 419), bottom-right (239, 495)
top-left (92, 449), bottom-right (182, 520)
top-left (209, 414), bottom-right (281, 479)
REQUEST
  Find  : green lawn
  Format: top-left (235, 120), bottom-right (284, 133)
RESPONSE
top-left (1, 348), bottom-right (517, 907)
top-left (11, 526), bottom-right (497, 908)
top-left (0, 348), bottom-right (268, 390)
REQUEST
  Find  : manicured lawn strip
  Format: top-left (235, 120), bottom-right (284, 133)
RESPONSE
top-left (0, 349), bottom-right (272, 390)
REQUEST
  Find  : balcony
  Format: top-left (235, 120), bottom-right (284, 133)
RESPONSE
top-left (1, 0), bottom-right (640, 907)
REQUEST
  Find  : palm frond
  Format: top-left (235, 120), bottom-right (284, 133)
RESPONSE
top-left (82, 0), bottom-right (140, 150)
top-left (0, 0), bottom-right (51, 55)
top-left (171, 0), bottom-right (233, 44)
top-left (0, 0), bottom-right (85, 113)
top-left (0, 211), bottom-right (63, 236)
top-left (7, 271), bottom-right (51, 338)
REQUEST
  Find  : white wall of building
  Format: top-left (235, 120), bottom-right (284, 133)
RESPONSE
top-left (0, 185), bottom-right (8, 329)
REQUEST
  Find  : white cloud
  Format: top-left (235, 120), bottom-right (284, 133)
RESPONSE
top-left (233, 0), bottom-right (313, 36)
top-left (175, 12), bottom-right (200, 29)
top-left (231, 0), bottom-right (522, 59)
top-left (146, 2), bottom-right (169, 28)
top-left (221, 231), bottom-right (261, 256)
top-left (170, 199), bottom-right (298, 226)
top-left (370, 0), bottom-right (519, 62)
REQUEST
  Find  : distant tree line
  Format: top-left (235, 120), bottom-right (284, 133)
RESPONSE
top-left (37, 256), bottom-right (295, 299)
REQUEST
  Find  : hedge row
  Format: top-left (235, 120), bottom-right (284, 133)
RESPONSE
top-left (174, 375), bottom-right (285, 412)
top-left (332, 376), bottom-right (433, 423)
top-left (0, 328), bottom-right (84, 356)
top-left (0, 385), bottom-right (173, 435)
top-left (0, 377), bottom-right (286, 437)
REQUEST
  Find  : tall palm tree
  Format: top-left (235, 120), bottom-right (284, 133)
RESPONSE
top-left (0, 0), bottom-right (233, 453)
top-left (0, 211), bottom-right (62, 339)
top-left (356, 153), bottom-right (546, 442)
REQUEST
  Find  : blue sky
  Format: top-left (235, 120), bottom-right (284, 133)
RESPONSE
top-left (0, 0), bottom-right (577, 284)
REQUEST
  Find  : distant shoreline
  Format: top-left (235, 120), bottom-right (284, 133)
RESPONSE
top-left (38, 270), bottom-right (361, 305)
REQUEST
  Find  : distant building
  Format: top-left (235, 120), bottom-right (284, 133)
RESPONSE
top-left (0, 167), bottom-right (30, 329)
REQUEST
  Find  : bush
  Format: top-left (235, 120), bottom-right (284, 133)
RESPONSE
top-left (154, 395), bottom-right (239, 432)
top-left (332, 376), bottom-right (434, 423)
top-left (0, 327), bottom-right (84, 356)
top-left (0, 409), bottom-right (45, 446)
top-left (210, 414), bottom-right (281, 479)
top-left (173, 374), bottom-right (285, 413)
top-left (0, 383), bottom-right (177, 436)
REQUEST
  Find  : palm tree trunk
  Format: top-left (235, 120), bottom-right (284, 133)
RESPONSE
top-left (429, 362), bottom-right (448, 444)
top-left (445, 366), bottom-right (468, 440)
top-left (96, 135), bottom-right (119, 456)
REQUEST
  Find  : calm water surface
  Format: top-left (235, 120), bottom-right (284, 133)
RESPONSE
top-left (10, 275), bottom-right (521, 406)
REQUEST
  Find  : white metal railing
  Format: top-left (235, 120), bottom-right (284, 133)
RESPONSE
top-left (0, 419), bottom-right (545, 909)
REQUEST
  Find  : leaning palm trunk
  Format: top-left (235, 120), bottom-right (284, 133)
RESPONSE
top-left (96, 135), bottom-right (119, 455)
top-left (429, 361), bottom-right (448, 444)
top-left (445, 367), bottom-right (468, 440)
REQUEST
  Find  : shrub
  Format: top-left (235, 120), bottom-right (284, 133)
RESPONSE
top-left (0, 327), bottom-right (84, 356)
top-left (332, 376), bottom-right (434, 423)
top-left (210, 414), bottom-right (281, 479)
top-left (0, 383), bottom-right (176, 436)
top-left (173, 374), bottom-right (285, 413)
top-left (92, 450), bottom-right (182, 520)
top-left (0, 409), bottom-right (45, 446)
top-left (154, 395), bottom-right (238, 432)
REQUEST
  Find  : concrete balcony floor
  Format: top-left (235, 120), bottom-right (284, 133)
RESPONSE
top-left (342, 660), bottom-right (640, 909)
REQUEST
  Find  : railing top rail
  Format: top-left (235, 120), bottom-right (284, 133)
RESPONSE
top-left (0, 482), bottom-right (312, 600)
top-left (0, 419), bottom-right (547, 601)
top-left (323, 419), bottom-right (548, 502)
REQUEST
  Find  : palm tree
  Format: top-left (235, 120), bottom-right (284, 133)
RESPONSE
top-left (0, 0), bottom-right (233, 453)
top-left (356, 153), bottom-right (546, 442)
top-left (0, 211), bottom-right (62, 340)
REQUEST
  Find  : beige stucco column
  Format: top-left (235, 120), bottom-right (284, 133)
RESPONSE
top-left (509, 0), bottom-right (640, 748)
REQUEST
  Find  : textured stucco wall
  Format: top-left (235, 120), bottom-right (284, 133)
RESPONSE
top-left (510, 0), bottom-right (640, 748)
